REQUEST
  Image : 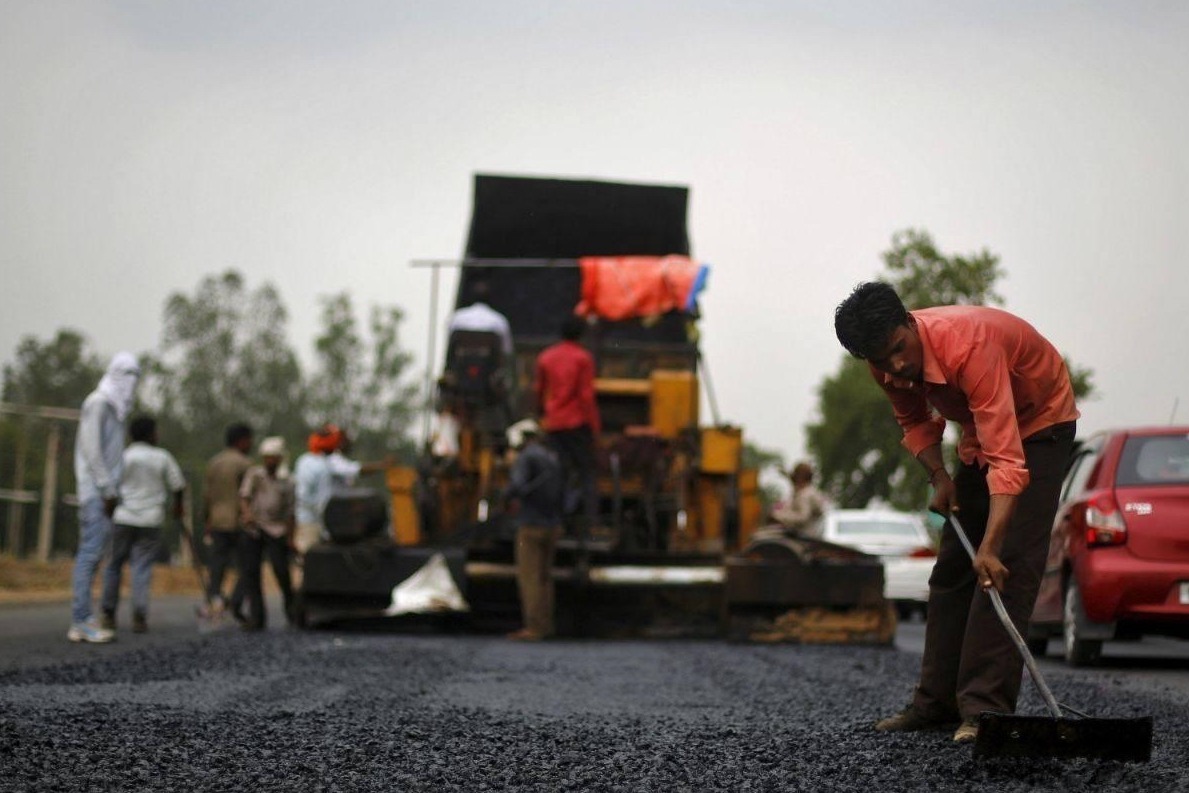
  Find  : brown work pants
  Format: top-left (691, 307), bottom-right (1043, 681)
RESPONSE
top-left (912, 421), bottom-right (1076, 720)
top-left (515, 524), bottom-right (562, 637)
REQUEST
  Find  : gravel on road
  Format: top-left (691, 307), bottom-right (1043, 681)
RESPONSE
top-left (0, 629), bottom-right (1185, 792)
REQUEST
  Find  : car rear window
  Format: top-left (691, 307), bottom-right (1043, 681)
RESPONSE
top-left (834, 519), bottom-right (922, 539)
top-left (1117, 434), bottom-right (1189, 486)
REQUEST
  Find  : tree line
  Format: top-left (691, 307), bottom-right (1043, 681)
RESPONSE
top-left (1, 270), bottom-right (420, 555)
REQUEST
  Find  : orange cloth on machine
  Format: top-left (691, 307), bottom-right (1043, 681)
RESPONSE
top-left (575, 255), bottom-right (704, 321)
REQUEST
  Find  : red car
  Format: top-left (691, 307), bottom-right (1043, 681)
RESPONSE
top-left (1029, 427), bottom-right (1189, 665)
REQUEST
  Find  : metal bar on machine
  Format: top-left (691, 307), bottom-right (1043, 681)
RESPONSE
top-left (411, 259), bottom-right (582, 269)
top-left (465, 561), bottom-right (724, 586)
top-left (420, 261), bottom-right (442, 448)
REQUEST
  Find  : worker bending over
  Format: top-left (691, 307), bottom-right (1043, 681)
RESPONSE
top-left (833, 282), bottom-right (1077, 744)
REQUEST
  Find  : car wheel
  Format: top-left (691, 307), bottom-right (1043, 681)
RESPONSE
top-left (1063, 579), bottom-right (1103, 666)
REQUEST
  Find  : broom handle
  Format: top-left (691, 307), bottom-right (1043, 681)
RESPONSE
top-left (948, 515), bottom-right (1063, 718)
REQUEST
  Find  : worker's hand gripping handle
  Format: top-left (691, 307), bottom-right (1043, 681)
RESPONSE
top-left (947, 515), bottom-right (1063, 718)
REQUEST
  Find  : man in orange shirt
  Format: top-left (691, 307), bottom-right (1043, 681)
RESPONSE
top-left (834, 282), bottom-right (1078, 744)
top-left (535, 316), bottom-right (601, 539)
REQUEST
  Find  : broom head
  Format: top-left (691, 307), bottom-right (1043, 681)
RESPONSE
top-left (974, 712), bottom-right (1153, 762)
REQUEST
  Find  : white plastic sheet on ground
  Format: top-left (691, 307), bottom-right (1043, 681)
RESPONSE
top-left (383, 552), bottom-right (470, 616)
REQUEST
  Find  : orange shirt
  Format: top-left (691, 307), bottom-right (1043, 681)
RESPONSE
top-left (871, 306), bottom-right (1079, 496)
top-left (535, 340), bottom-right (601, 434)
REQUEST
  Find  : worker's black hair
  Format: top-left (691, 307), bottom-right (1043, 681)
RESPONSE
top-left (129, 415), bottom-right (156, 443)
top-left (225, 422), bottom-right (253, 447)
top-left (834, 281), bottom-right (909, 359)
top-left (560, 315), bottom-right (586, 341)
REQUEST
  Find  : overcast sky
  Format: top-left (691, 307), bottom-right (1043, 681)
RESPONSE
top-left (3, 1), bottom-right (1187, 468)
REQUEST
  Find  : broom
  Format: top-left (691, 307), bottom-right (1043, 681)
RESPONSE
top-left (948, 515), bottom-right (1152, 762)
top-left (175, 511), bottom-right (224, 633)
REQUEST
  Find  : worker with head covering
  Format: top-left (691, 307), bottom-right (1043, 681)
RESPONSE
top-left (326, 427), bottom-right (391, 489)
top-left (69, 351), bottom-right (141, 643)
top-left (239, 436), bottom-right (297, 628)
top-left (502, 418), bottom-right (565, 641)
top-left (292, 424), bottom-right (340, 556)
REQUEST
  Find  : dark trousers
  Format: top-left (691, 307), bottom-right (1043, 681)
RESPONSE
top-left (206, 530), bottom-right (239, 604)
top-left (548, 427), bottom-right (597, 535)
top-left (913, 421), bottom-right (1075, 720)
top-left (237, 531), bottom-right (295, 629)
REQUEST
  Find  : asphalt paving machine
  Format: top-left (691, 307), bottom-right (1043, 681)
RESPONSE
top-left (298, 174), bottom-right (892, 642)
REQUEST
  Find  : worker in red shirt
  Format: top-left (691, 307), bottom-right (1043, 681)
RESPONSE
top-left (834, 281), bottom-right (1078, 745)
top-left (535, 316), bottom-right (601, 542)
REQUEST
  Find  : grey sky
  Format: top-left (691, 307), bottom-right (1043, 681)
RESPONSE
top-left (3, 1), bottom-right (1188, 468)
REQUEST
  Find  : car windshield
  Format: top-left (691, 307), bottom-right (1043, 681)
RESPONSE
top-left (833, 518), bottom-right (921, 540)
top-left (1117, 434), bottom-right (1189, 486)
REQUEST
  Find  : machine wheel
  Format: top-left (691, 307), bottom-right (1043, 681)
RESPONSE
top-left (1063, 579), bottom-right (1103, 666)
top-left (1025, 635), bottom-right (1049, 657)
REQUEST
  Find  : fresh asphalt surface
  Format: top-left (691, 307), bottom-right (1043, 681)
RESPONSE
top-left (1, 597), bottom-right (1187, 791)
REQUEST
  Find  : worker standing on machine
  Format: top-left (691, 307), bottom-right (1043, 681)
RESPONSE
top-left (447, 279), bottom-right (513, 360)
top-left (534, 316), bottom-right (600, 544)
top-left (769, 461), bottom-right (828, 538)
top-left (327, 427), bottom-right (391, 489)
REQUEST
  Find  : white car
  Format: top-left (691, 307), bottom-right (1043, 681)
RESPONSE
top-left (820, 508), bottom-right (937, 619)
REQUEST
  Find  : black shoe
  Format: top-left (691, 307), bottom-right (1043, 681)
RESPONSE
top-left (132, 612), bottom-right (148, 634)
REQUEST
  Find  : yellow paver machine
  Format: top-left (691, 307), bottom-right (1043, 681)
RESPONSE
top-left (298, 174), bottom-right (892, 643)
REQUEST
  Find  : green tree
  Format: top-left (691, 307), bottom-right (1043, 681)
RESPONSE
top-left (307, 293), bottom-right (418, 462)
top-left (807, 356), bottom-right (915, 509)
top-left (807, 229), bottom-right (1095, 510)
top-left (2, 329), bottom-right (105, 408)
top-left (145, 271), bottom-right (306, 469)
top-left (0, 329), bottom-right (107, 555)
top-left (882, 229), bottom-right (1005, 309)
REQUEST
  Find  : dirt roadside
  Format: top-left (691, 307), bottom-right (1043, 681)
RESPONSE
top-left (0, 554), bottom-right (204, 605)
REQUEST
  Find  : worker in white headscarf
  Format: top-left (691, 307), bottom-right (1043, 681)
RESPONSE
top-left (69, 351), bottom-right (141, 644)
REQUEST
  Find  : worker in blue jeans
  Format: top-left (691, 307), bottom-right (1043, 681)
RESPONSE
top-left (70, 352), bottom-right (140, 644)
top-left (100, 415), bottom-right (186, 634)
